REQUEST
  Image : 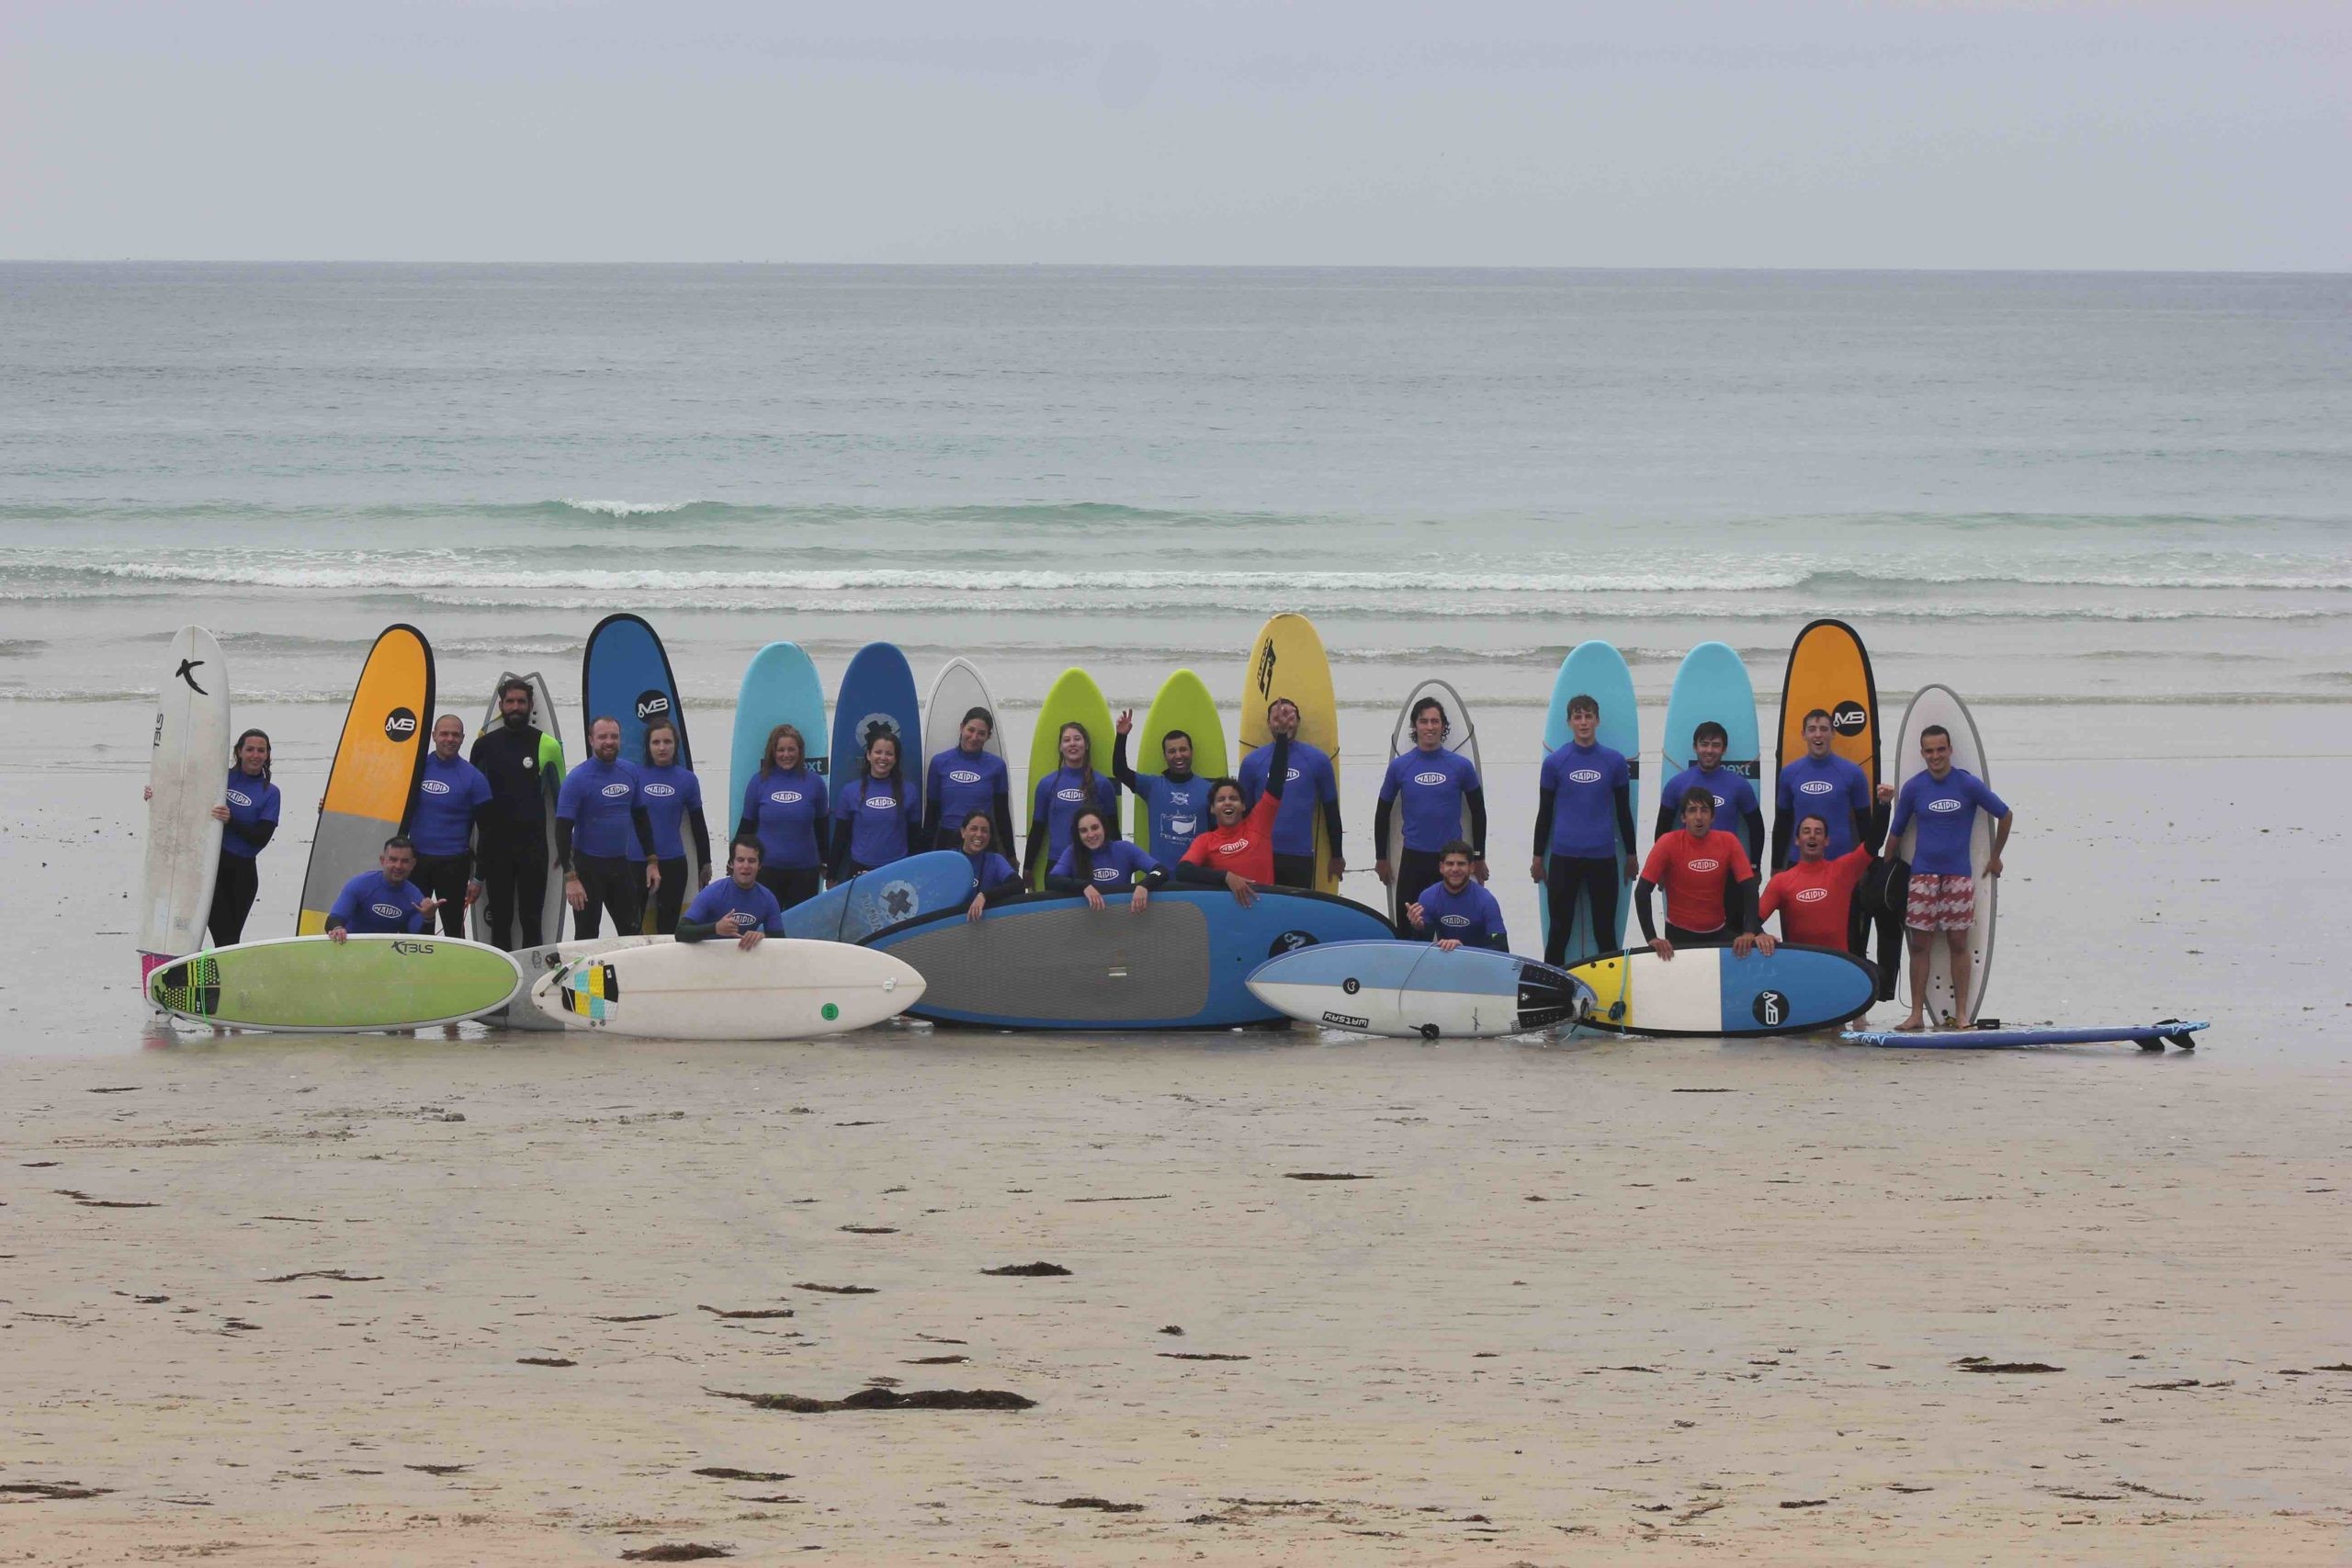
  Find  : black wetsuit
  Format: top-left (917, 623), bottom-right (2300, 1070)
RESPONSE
top-left (469, 721), bottom-right (557, 949)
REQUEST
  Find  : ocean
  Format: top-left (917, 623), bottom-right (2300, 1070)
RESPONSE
top-left (2, 264), bottom-right (2347, 1047)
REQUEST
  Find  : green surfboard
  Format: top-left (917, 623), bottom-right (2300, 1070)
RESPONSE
top-left (1026, 667), bottom-right (1116, 889)
top-left (149, 935), bottom-right (523, 1032)
top-left (1134, 668), bottom-right (1227, 852)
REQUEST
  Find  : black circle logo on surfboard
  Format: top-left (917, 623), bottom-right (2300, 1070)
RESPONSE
top-left (635, 689), bottom-right (672, 723)
top-left (1751, 989), bottom-right (1791, 1028)
top-left (384, 706), bottom-right (418, 743)
top-left (1270, 931), bottom-right (1317, 957)
top-left (1341, 976), bottom-right (1361, 995)
top-left (1831, 701), bottom-right (1868, 738)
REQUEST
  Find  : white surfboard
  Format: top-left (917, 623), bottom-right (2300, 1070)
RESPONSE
top-left (1385, 678), bottom-right (1483, 923)
top-left (923, 657), bottom-right (1006, 840)
top-left (493, 934), bottom-right (668, 1031)
top-left (530, 938), bottom-right (923, 1040)
top-left (1894, 683), bottom-right (1996, 1025)
top-left (140, 626), bottom-right (233, 977)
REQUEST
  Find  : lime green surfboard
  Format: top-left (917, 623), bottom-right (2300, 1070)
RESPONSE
top-left (1025, 667), bottom-right (1116, 889)
top-left (1134, 668), bottom-right (1228, 850)
top-left (149, 935), bottom-right (523, 1032)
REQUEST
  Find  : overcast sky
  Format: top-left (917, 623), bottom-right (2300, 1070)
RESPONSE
top-left (2, 0), bottom-right (2344, 268)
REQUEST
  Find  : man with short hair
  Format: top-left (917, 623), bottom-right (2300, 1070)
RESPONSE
top-left (1760, 812), bottom-right (1874, 950)
top-left (677, 840), bottom-right (786, 950)
top-left (1112, 708), bottom-right (1217, 866)
top-left (1771, 708), bottom-right (1873, 869)
top-left (324, 837), bottom-right (445, 943)
top-left (405, 713), bottom-right (492, 937)
top-left (556, 715), bottom-right (659, 940)
top-left (1531, 692), bottom-right (1638, 965)
top-left (1405, 840), bottom-right (1508, 952)
top-left (1238, 697), bottom-right (1343, 891)
top-left (1888, 724), bottom-right (2012, 1031)
top-left (1656, 720), bottom-right (1765, 865)
top-left (469, 678), bottom-right (565, 949)
top-left (1635, 787), bottom-right (1771, 960)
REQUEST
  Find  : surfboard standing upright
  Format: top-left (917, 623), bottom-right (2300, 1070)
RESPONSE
top-left (1240, 613), bottom-right (1340, 892)
top-left (1894, 683), bottom-right (1997, 1027)
top-left (831, 642), bottom-right (924, 825)
top-left (468, 671), bottom-right (566, 951)
top-left (140, 626), bottom-right (233, 981)
top-left (1661, 641), bottom-right (1761, 852)
top-left (1775, 618), bottom-right (1888, 983)
top-left (1025, 667), bottom-right (1118, 889)
top-left (923, 656), bottom-right (1007, 844)
top-left (1540, 641), bottom-right (1640, 962)
top-left (1385, 677), bottom-right (1481, 924)
top-left (1134, 668), bottom-right (1227, 852)
top-left (730, 641), bottom-right (829, 830)
top-left (583, 614), bottom-right (699, 929)
top-left (298, 625), bottom-right (433, 935)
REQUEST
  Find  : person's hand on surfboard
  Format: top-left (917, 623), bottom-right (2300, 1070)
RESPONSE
top-left (1649, 936), bottom-right (1674, 962)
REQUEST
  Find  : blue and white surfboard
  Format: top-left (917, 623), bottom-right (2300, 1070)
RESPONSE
top-left (1844, 1021), bottom-right (2207, 1051)
top-left (1246, 940), bottom-right (1593, 1039)
top-left (1568, 942), bottom-right (1876, 1037)
top-left (782, 852), bottom-right (977, 943)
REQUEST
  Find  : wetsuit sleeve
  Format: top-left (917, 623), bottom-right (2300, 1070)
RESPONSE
top-left (554, 818), bottom-right (575, 872)
top-left (1532, 786), bottom-right (1555, 859)
top-left (688, 802), bottom-right (712, 867)
top-left (1862, 798), bottom-right (1890, 854)
top-left (1466, 787), bottom-right (1487, 858)
top-left (1321, 795), bottom-right (1343, 861)
top-left (735, 776), bottom-right (760, 846)
top-left (675, 917), bottom-right (719, 942)
top-left (1737, 874), bottom-right (1761, 935)
top-left (1634, 879), bottom-right (1659, 942)
top-left (1264, 735), bottom-right (1293, 801)
top-left (1110, 731), bottom-right (1141, 792)
top-left (1100, 773), bottom-right (1123, 840)
top-left (1372, 796), bottom-right (1394, 856)
top-left (1613, 784), bottom-right (1636, 855)
top-left (1172, 859), bottom-right (1227, 886)
top-left (1770, 810), bottom-right (1792, 873)
top-left (1043, 874), bottom-right (1087, 894)
top-left (631, 806), bottom-right (656, 860)
top-left (1654, 800), bottom-right (1675, 841)
top-left (225, 819), bottom-right (277, 852)
top-left (1744, 807), bottom-right (1766, 867)
top-left (826, 816), bottom-right (854, 882)
top-left (919, 757), bottom-right (943, 845)
top-left (991, 788), bottom-right (1017, 864)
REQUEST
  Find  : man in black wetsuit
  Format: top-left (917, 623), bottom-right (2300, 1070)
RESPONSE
top-left (469, 677), bottom-right (564, 949)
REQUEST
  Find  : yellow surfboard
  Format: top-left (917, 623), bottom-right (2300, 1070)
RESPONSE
top-left (1133, 668), bottom-right (1227, 852)
top-left (1776, 617), bottom-right (1880, 793)
top-left (1238, 612), bottom-right (1340, 892)
top-left (1025, 667), bottom-right (1116, 889)
top-left (297, 625), bottom-right (435, 934)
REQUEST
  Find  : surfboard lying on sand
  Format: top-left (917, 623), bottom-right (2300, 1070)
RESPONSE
top-left (140, 624), bottom-right (232, 978)
top-left (1246, 940), bottom-right (1592, 1039)
top-left (531, 938), bottom-right (922, 1040)
top-left (149, 934), bottom-right (521, 1032)
top-left (1844, 1021), bottom-right (2208, 1051)
top-left (1568, 942), bottom-right (1877, 1037)
top-left (492, 934), bottom-right (668, 1031)
top-left (865, 886), bottom-right (1394, 1031)
top-left (781, 851), bottom-right (977, 942)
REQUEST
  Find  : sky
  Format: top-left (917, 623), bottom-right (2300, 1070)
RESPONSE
top-left (1, 0), bottom-right (2345, 268)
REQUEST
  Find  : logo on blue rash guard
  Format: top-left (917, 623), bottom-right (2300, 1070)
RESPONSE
top-left (1413, 771), bottom-right (1448, 787)
top-left (643, 782), bottom-right (674, 797)
top-left (949, 769), bottom-right (982, 785)
top-left (227, 789), bottom-right (253, 807)
top-left (1928, 797), bottom-right (1964, 814)
top-left (1057, 787), bottom-right (1086, 803)
top-left (1439, 913), bottom-right (1469, 929)
top-left (1568, 768), bottom-right (1601, 784)
top-left (420, 778), bottom-right (450, 795)
top-left (369, 902), bottom-right (403, 919)
top-left (1284, 767), bottom-right (1302, 783)
top-left (1093, 867), bottom-right (1124, 884)
top-left (1168, 816), bottom-right (1198, 837)
top-left (771, 789), bottom-right (803, 805)
top-left (600, 782), bottom-right (631, 797)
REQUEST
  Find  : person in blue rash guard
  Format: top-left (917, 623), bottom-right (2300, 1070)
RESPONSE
top-left (556, 716), bottom-right (659, 941)
top-left (676, 840), bottom-right (787, 949)
top-left (1238, 697), bottom-right (1343, 891)
top-left (1406, 840), bottom-right (1508, 952)
top-left (1889, 723), bottom-right (2013, 1032)
top-left (1530, 692), bottom-right (1640, 967)
top-left (324, 837), bottom-right (443, 941)
top-left (921, 707), bottom-right (1016, 853)
top-left (1375, 694), bottom-right (1487, 929)
top-left (735, 723), bottom-right (828, 912)
top-left (404, 714), bottom-right (493, 937)
top-left (830, 730), bottom-right (920, 882)
top-left (1771, 708), bottom-right (1874, 869)
top-left (1655, 720), bottom-right (1765, 865)
top-left (1023, 720), bottom-right (1120, 885)
top-left (956, 812), bottom-right (1023, 924)
top-left (636, 716), bottom-right (712, 936)
top-left (151, 727), bottom-right (280, 946)
top-left (1111, 707), bottom-right (1216, 867)
top-left (1046, 805), bottom-right (1167, 912)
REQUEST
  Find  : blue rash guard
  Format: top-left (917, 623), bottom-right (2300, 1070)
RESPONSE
top-left (1379, 746), bottom-right (1482, 854)
top-left (1657, 761), bottom-right (1761, 855)
top-left (1029, 768), bottom-right (1119, 866)
top-left (327, 870), bottom-right (430, 934)
top-left (1410, 878), bottom-right (1508, 950)
top-left (220, 771), bottom-right (280, 860)
top-left (681, 877), bottom-right (786, 937)
top-left (557, 755), bottom-right (647, 860)
top-left (739, 767), bottom-right (828, 872)
top-left (1110, 730), bottom-right (1215, 865)
top-left (1048, 838), bottom-right (1163, 890)
top-left (964, 850), bottom-right (1020, 896)
top-left (1775, 752), bottom-right (1871, 863)
top-left (635, 762), bottom-right (705, 861)
top-left (408, 752), bottom-right (492, 858)
top-left (926, 747), bottom-right (1008, 835)
top-left (836, 773), bottom-right (918, 872)
top-left (1891, 767), bottom-right (2008, 877)
top-left (1537, 741), bottom-right (1631, 858)
top-left (1238, 739), bottom-right (1337, 858)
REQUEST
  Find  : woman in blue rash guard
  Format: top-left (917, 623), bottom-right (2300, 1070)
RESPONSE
top-left (830, 730), bottom-right (920, 882)
top-left (1023, 720), bottom-right (1120, 885)
top-left (637, 716), bottom-right (712, 935)
top-left (1045, 805), bottom-right (1166, 912)
top-left (957, 811), bottom-right (1024, 923)
top-left (735, 722), bottom-right (829, 911)
top-left (922, 706), bottom-right (1016, 853)
top-left (147, 727), bottom-right (282, 946)
top-left (1374, 694), bottom-right (1487, 931)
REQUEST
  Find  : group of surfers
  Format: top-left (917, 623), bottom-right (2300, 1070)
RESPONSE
top-left (180, 674), bottom-right (2012, 1033)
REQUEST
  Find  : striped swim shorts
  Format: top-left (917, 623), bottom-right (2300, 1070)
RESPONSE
top-left (1905, 873), bottom-right (1975, 932)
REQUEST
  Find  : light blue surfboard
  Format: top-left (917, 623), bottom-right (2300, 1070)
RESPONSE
top-left (1843, 1021), bottom-right (2208, 1051)
top-left (780, 851), bottom-right (976, 943)
top-left (1541, 641), bottom-right (1640, 962)
top-left (730, 642), bottom-right (828, 825)
top-left (831, 642), bottom-right (924, 823)
top-left (1660, 640), bottom-right (1760, 852)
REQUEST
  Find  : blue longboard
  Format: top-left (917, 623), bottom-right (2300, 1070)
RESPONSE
top-left (865, 886), bottom-right (1395, 1031)
top-left (582, 614), bottom-right (692, 772)
top-left (832, 642), bottom-right (923, 823)
top-left (730, 641), bottom-right (829, 825)
top-left (781, 852), bottom-right (975, 944)
top-left (1541, 641), bottom-right (1640, 963)
top-left (1660, 641), bottom-right (1760, 852)
top-left (1844, 1021), bottom-right (2209, 1051)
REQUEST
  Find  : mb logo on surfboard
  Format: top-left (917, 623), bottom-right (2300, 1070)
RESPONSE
top-left (1751, 989), bottom-right (1790, 1027)
top-left (1832, 701), bottom-right (1868, 737)
top-left (634, 690), bottom-right (672, 722)
top-left (384, 707), bottom-right (418, 742)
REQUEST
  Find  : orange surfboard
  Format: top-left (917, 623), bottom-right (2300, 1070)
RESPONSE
top-left (296, 625), bottom-right (435, 934)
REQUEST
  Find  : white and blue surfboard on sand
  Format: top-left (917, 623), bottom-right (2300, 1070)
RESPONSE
top-left (1660, 641), bottom-right (1760, 833)
top-left (831, 641), bottom-right (923, 821)
top-left (1247, 940), bottom-right (1594, 1039)
top-left (1568, 943), bottom-right (1876, 1037)
top-left (1541, 641), bottom-right (1640, 962)
top-left (730, 641), bottom-right (828, 816)
top-left (781, 851), bottom-right (976, 943)
top-left (1845, 1021), bottom-right (2208, 1051)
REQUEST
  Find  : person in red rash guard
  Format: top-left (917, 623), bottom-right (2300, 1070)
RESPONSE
top-left (1635, 786), bottom-right (1769, 959)
top-left (1174, 734), bottom-right (1291, 906)
top-left (1760, 811), bottom-right (1874, 948)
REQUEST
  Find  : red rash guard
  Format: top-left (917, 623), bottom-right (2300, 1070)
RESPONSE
top-left (1181, 791), bottom-right (1281, 885)
top-left (1639, 829), bottom-right (1754, 932)
top-left (1760, 847), bottom-right (1871, 946)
